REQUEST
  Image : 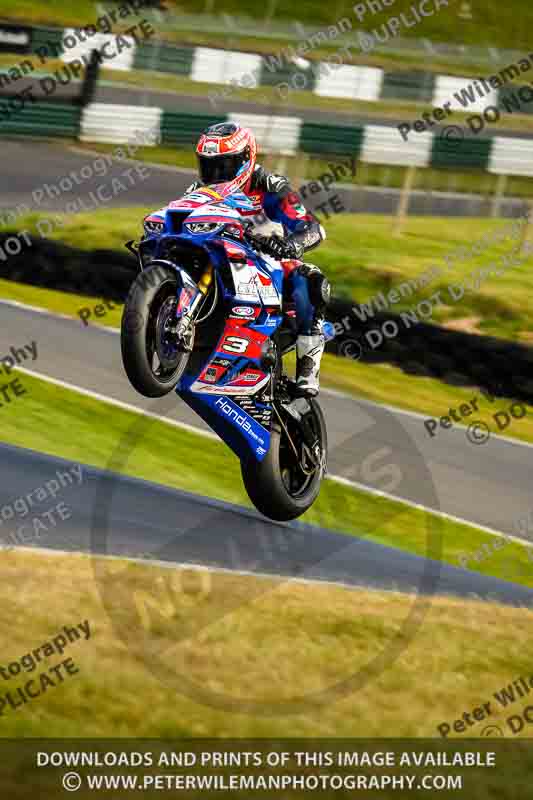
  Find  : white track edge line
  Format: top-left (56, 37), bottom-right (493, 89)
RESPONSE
top-left (16, 365), bottom-right (217, 440)
top-left (329, 474), bottom-right (532, 548)
top-left (2, 542), bottom-right (507, 602)
top-left (4, 297), bottom-right (533, 451)
top-left (0, 542), bottom-right (417, 596)
top-left (14, 364), bottom-right (533, 548)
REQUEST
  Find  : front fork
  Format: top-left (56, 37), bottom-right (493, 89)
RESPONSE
top-left (173, 264), bottom-right (214, 347)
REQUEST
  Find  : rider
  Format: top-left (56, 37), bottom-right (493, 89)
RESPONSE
top-left (186, 121), bottom-right (331, 398)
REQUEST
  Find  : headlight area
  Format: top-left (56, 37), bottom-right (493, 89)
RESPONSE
top-left (184, 222), bottom-right (224, 234)
top-left (143, 219), bottom-right (165, 236)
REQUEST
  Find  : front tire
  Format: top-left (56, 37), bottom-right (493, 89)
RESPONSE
top-left (121, 264), bottom-right (193, 398)
top-left (241, 398), bottom-right (327, 521)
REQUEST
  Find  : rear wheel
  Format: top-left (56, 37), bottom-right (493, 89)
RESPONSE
top-left (121, 264), bottom-right (193, 398)
top-left (241, 398), bottom-right (327, 521)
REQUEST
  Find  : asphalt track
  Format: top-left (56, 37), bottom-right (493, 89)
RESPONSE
top-left (2, 440), bottom-right (533, 608)
top-left (0, 137), bottom-right (526, 219)
top-left (2, 302), bottom-right (533, 544)
top-left (94, 83), bottom-right (533, 141)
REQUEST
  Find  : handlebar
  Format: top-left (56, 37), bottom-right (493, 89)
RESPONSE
top-left (243, 231), bottom-right (274, 256)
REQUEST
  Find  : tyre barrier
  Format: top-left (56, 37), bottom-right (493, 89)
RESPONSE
top-left (2, 233), bottom-right (533, 405)
top-left (0, 232), bottom-right (135, 300)
top-left (326, 297), bottom-right (533, 405)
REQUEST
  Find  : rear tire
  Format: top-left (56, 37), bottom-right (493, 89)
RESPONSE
top-left (241, 398), bottom-right (327, 521)
top-left (121, 263), bottom-right (192, 398)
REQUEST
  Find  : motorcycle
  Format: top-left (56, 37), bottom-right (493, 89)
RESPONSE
top-left (121, 183), bottom-right (333, 521)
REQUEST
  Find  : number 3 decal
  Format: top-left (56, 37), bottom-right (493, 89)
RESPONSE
top-left (221, 336), bottom-right (248, 354)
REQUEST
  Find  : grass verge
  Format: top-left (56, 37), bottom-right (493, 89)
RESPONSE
top-left (0, 546), bottom-right (532, 749)
top-left (1, 370), bottom-right (533, 587)
top-left (4, 209), bottom-right (533, 341)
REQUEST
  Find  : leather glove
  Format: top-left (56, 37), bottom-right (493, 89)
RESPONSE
top-left (257, 235), bottom-right (304, 260)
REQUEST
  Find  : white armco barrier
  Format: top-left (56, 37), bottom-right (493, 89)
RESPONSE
top-left (191, 47), bottom-right (262, 87)
top-left (361, 125), bottom-right (433, 167)
top-left (314, 64), bottom-right (383, 101)
top-left (228, 112), bottom-right (302, 156)
top-left (433, 75), bottom-right (498, 114)
top-left (80, 103), bottom-right (162, 144)
top-left (489, 136), bottom-right (533, 176)
top-left (71, 103), bottom-right (533, 179)
top-left (61, 29), bottom-right (136, 72)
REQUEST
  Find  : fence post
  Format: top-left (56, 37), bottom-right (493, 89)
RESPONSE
top-left (393, 165), bottom-right (416, 237)
top-left (520, 200), bottom-right (533, 255)
top-left (78, 49), bottom-right (101, 110)
top-left (264, 0), bottom-right (278, 24)
top-left (290, 151), bottom-right (309, 190)
top-left (491, 173), bottom-right (507, 218)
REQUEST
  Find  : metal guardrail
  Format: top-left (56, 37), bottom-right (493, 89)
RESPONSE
top-left (91, 3), bottom-right (527, 69)
top-left (139, 9), bottom-right (526, 69)
top-left (80, 102), bottom-right (162, 144)
top-left (0, 102), bottom-right (80, 137)
top-left (489, 137), bottom-right (533, 176)
top-left (0, 17), bottom-right (528, 122)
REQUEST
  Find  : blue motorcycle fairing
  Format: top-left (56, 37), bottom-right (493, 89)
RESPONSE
top-left (142, 190), bottom-right (288, 463)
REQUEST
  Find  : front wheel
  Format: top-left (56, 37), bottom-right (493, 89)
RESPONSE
top-left (121, 263), bottom-right (193, 398)
top-left (241, 398), bottom-right (327, 521)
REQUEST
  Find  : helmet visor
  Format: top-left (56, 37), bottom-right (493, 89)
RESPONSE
top-left (197, 151), bottom-right (248, 186)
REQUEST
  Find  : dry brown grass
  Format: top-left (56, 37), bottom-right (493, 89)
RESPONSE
top-left (1, 547), bottom-right (532, 740)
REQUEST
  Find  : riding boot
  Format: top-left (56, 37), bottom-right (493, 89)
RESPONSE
top-left (294, 332), bottom-right (325, 397)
